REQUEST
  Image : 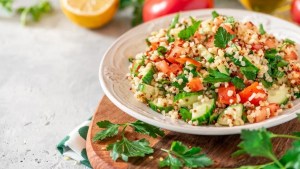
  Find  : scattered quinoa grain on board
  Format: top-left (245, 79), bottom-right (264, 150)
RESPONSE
top-left (127, 11), bottom-right (300, 127)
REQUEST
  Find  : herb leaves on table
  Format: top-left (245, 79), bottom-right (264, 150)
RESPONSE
top-left (159, 141), bottom-right (213, 169)
top-left (93, 120), bottom-right (164, 161)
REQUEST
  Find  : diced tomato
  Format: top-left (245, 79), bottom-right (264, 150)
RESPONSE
top-left (267, 103), bottom-right (280, 117)
top-left (175, 57), bottom-right (201, 67)
top-left (155, 60), bottom-right (170, 74)
top-left (252, 43), bottom-right (263, 51)
top-left (222, 25), bottom-right (235, 35)
top-left (253, 103), bottom-right (280, 122)
top-left (284, 51), bottom-right (298, 61)
top-left (187, 78), bottom-right (203, 92)
top-left (166, 55), bottom-right (177, 63)
top-left (205, 36), bottom-right (214, 48)
top-left (168, 63), bottom-right (182, 75)
top-left (168, 46), bottom-right (183, 58)
top-left (217, 84), bottom-right (237, 105)
top-left (155, 60), bottom-right (182, 75)
top-left (150, 42), bottom-right (159, 50)
top-left (265, 38), bottom-right (276, 49)
top-left (238, 82), bottom-right (267, 106)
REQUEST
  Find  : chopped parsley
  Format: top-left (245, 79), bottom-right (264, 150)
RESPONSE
top-left (203, 69), bottom-right (231, 83)
top-left (212, 10), bottom-right (219, 19)
top-left (231, 77), bottom-right (245, 90)
top-left (178, 17), bottom-right (201, 40)
top-left (214, 27), bottom-right (235, 48)
top-left (284, 38), bottom-right (295, 45)
top-left (157, 46), bottom-right (167, 56)
top-left (259, 23), bottom-right (266, 35)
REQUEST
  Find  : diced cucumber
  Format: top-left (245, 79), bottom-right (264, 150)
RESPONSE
top-left (140, 64), bottom-right (155, 84)
top-left (217, 65), bottom-right (229, 75)
top-left (198, 44), bottom-right (214, 62)
top-left (209, 111), bottom-right (220, 124)
top-left (138, 83), bottom-right (159, 100)
top-left (131, 59), bottom-right (144, 76)
top-left (149, 99), bottom-right (173, 113)
top-left (191, 98), bottom-right (215, 124)
top-left (217, 104), bottom-right (244, 126)
top-left (174, 92), bottom-right (202, 107)
top-left (179, 107), bottom-right (192, 122)
top-left (267, 85), bottom-right (289, 105)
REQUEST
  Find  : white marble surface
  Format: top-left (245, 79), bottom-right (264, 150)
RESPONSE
top-left (0, 0), bottom-right (242, 168)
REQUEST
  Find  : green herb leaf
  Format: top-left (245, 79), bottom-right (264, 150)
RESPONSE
top-left (167, 14), bottom-right (180, 42)
top-left (159, 154), bottom-right (183, 169)
top-left (93, 121), bottom-right (120, 141)
top-left (214, 27), bottom-right (235, 48)
top-left (0, 0), bottom-right (13, 11)
top-left (130, 120), bottom-right (165, 138)
top-left (160, 141), bottom-right (213, 169)
top-left (119, 0), bottom-right (133, 9)
top-left (131, 0), bottom-right (144, 26)
top-left (261, 79), bottom-right (273, 88)
top-left (259, 24), bottom-right (266, 35)
top-left (283, 38), bottom-right (295, 45)
top-left (233, 128), bottom-right (276, 160)
top-left (279, 140), bottom-right (300, 169)
top-left (212, 10), bottom-right (219, 19)
top-left (297, 114), bottom-right (300, 120)
top-left (157, 46), bottom-right (167, 56)
top-left (204, 69), bottom-right (231, 83)
top-left (17, 0), bottom-right (52, 25)
top-left (178, 18), bottom-right (201, 40)
top-left (179, 108), bottom-right (192, 122)
top-left (225, 16), bottom-right (235, 25)
top-left (231, 77), bottom-right (245, 90)
top-left (172, 73), bottom-right (188, 90)
top-left (107, 138), bottom-right (153, 161)
top-left (240, 66), bottom-right (258, 80)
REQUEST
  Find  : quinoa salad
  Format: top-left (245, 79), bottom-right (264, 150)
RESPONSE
top-left (126, 11), bottom-right (300, 127)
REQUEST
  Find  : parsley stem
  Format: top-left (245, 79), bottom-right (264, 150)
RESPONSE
top-left (160, 148), bottom-right (169, 153)
top-left (269, 154), bottom-right (285, 169)
top-left (121, 124), bottom-right (129, 137)
top-left (273, 134), bottom-right (300, 140)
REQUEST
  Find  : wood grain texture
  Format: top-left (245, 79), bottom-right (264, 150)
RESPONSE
top-left (87, 96), bottom-right (300, 169)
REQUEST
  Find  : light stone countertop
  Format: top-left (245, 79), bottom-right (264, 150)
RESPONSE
top-left (0, 0), bottom-right (243, 168)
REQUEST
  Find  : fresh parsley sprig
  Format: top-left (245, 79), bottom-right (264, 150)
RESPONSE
top-left (17, 0), bottom-right (52, 25)
top-left (119, 0), bottom-right (144, 26)
top-left (159, 141), bottom-right (213, 169)
top-left (93, 120), bottom-right (165, 161)
top-left (233, 126), bottom-right (300, 169)
top-left (203, 69), bottom-right (231, 84)
top-left (0, 0), bottom-right (13, 12)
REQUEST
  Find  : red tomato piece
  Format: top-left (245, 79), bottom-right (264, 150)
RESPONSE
top-left (291, 0), bottom-right (300, 24)
top-left (217, 84), bottom-right (237, 105)
top-left (155, 60), bottom-right (169, 74)
top-left (238, 82), bottom-right (267, 106)
top-left (187, 78), bottom-right (203, 92)
top-left (175, 57), bottom-right (201, 67)
top-left (222, 25), bottom-right (235, 35)
top-left (168, 63), bottom-right (182, 75)
top-left (143, 0), bottom-right (214, 22)
top-left (252, 43), bottom-right (264, 51)
top-left (284, 51), bottom-right (298, 61)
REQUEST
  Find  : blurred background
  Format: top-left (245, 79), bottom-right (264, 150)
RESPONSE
top-left (0, 0), bottom-right (299, 169)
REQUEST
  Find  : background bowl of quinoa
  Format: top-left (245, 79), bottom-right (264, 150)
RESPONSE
top-left (99, 8), bottom-right (300, 135)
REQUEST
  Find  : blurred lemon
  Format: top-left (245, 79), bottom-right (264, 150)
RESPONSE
top-left (60, 0), bottom-right (119, 29)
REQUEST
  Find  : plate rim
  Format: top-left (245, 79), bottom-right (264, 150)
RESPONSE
top-left (99, 8), bottom-right (298, 135)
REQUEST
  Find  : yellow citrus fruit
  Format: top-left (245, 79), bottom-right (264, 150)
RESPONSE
top-left (60, 0), bottom-right (119, 29)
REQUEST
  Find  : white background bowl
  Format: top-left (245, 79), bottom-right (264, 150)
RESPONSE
top-left (99, 9), bottom-right (300, 135)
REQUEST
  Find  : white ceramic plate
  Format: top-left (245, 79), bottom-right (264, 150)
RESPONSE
top-left (99, 9), bottom-right (300, 135)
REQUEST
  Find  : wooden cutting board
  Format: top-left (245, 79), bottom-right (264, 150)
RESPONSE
top-left (86, 96), bottom-right (300, 169)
